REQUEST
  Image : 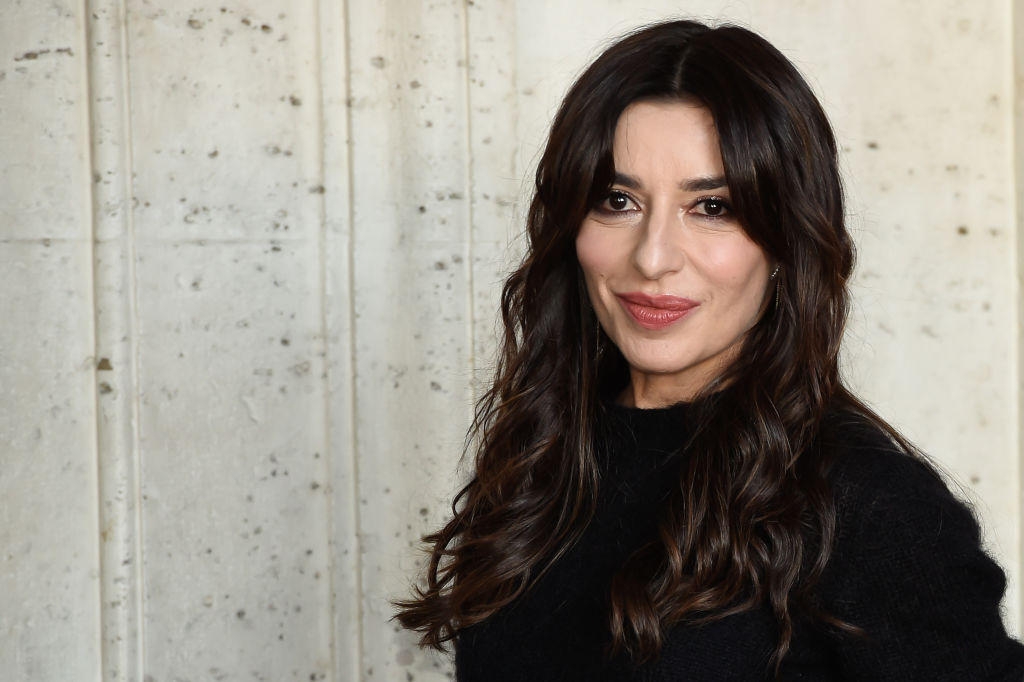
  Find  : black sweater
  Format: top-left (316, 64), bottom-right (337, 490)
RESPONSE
top-left (455, 402), bottom-right (1024, 680)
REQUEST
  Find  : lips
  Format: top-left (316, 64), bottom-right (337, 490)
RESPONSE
top-left (616, 292), bottom-right (699, 330)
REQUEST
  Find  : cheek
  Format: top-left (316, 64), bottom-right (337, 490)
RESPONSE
top-left (575, 223), bottom-right (619, 290)
top-left (698, 239), bottom-right (769, 296)
top-left (575, 224), bottom-right (605, 273)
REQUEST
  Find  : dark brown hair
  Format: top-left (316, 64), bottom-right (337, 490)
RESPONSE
top-left (396, 18), bottom-right (890, 670)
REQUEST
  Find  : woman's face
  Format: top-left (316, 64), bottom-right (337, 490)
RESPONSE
top-left (576, 100), bottom-right (772, 407)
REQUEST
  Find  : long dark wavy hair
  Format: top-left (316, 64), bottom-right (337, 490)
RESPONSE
top-left (396, 18), bottom-right (900, 671)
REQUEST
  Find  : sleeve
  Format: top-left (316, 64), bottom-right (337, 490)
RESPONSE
top-left (822, 451), bottom-right (1024, 681)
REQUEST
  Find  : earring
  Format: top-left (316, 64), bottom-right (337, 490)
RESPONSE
top-left (770, 265), bottom-right (781, 311)
top-left (595, 319), bottom-right (603, 359)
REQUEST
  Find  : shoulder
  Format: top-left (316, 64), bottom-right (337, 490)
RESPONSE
top-left (819, 409), bottom-right (954, 520)
top-left (819, 410), bottom-right (984, 570)
top-left (814, 410), bottom-right (1024, 679)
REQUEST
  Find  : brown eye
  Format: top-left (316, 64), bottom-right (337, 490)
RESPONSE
top-left (607, 191), bottom-right (631, 211)
top-left (695, 197), bottom-right (731, 218)
top-left (592, 190), bottom-right (640, 219)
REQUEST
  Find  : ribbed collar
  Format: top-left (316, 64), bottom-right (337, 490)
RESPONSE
top-left (597, 399), bottom-right (692, 466)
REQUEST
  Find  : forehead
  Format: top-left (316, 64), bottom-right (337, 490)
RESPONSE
top-left (612, 100), bottom-right (723, 178)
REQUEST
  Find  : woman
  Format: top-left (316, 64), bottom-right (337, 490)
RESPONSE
top-left (396, 19), bottom-right (1024, 680)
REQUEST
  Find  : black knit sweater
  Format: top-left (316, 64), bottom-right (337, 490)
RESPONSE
top-left (455, 402), bottom-right (1024, 680)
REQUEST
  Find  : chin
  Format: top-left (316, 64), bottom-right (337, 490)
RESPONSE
top-left (621, 353), bottom-right (700, 377)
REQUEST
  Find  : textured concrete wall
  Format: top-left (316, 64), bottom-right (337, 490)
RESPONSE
top-left (0, 1), bottom-right (1019, 680)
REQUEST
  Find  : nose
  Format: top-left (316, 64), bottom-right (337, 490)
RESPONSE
top-left (631, 205), bottom-right (684, 280)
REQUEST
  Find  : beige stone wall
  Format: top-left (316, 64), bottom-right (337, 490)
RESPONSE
top-left (0, 1), bottom-right (1019, 680)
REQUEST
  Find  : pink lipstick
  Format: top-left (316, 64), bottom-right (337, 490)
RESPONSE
top-left (616, 292), bottom-right (698, 330)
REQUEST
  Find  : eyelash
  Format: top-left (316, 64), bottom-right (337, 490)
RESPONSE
top-left (692, 195), bottom-right (732, 219)
top-left (594, 190), bottom-right (640, 215)
top-left (594, 190), bottom-right (733, 220)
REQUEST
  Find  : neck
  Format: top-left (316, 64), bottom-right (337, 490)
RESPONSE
top-left (620, 374), bottom-right (701, 408)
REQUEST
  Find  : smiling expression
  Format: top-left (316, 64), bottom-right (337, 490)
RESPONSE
top-left (575, 100), bottom-right (773, 407)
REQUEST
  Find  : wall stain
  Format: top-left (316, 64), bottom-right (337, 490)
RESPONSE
top-left (14, 47), bottom-right (73, 61)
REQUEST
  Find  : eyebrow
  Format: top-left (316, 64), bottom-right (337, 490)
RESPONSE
top-left (613, 172), bottom-right (728, 193)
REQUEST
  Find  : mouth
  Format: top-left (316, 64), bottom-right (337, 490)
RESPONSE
top-left (616, 292), bottom-right (699, 330)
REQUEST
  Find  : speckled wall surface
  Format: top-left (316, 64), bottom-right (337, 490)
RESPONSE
top-left (0, 1), bottom-right (1019, 680)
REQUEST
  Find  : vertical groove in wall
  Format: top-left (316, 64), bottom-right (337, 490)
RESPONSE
top-left (459, 0), bottom-right (478, 411)
top-left (80, 0), bottom-right (104, 674)
top-left (1013, 0), bottom-right (1024, 628)
top-left (121, 0), bottom-right (145, 666)
top-left (339, 0), bottom-right (366, 676)
top-left (312, 0), bottom-right (338, 678)
top-left (84, 0), bottom-right (145, 679)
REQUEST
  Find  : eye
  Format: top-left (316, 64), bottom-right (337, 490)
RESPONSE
top-left (596, 190), bottom-right (639, 214)
top-left (692, 196), bottom-right (732, 219)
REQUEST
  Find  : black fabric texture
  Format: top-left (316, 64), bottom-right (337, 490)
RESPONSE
top-left (454, 402), bottom-right (1024, 681)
